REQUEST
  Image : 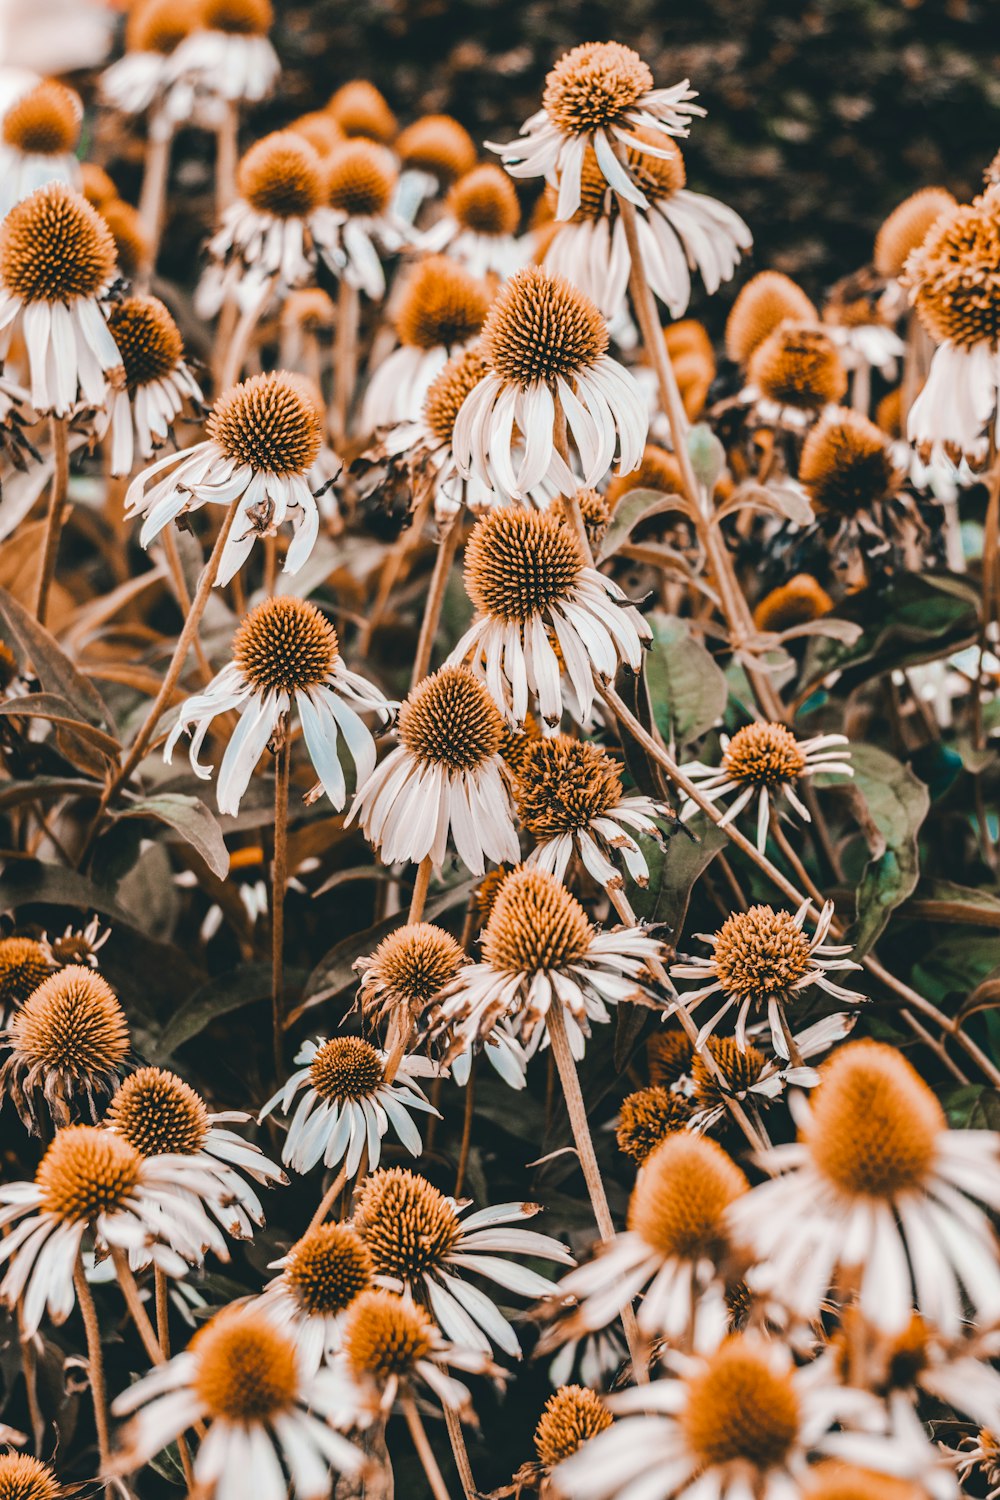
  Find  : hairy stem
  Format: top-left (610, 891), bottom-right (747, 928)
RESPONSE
top-left (401, 1394), bottom-right (452, 1500)
top-left (73, 1257), bottom-right (113, 1499)
top-left (34, 415), bottom-right (70, 627)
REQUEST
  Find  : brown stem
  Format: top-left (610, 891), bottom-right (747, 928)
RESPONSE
top-left (330, 278), bottom-right (360, 446)
top-left (153, 1265), bottom-right (171, 1358)
top-left (219, 277), bottom-right (275, 393)
top-left (137, 119), bottom-right (173, 284)
top-left (401, 1394), bottom-right (452, 1500)
top-left (215, 101), bottom-right (239, 220)
top-left (454, 1057), bottom-right (475, 1197)
top-left (408, 853), bottom-right (433, 925)
top-left (73, 1258), bottom-right (113, 1499)
top-left (110, 1247), bottom-right (163, 1366)
top-left (306, 1165), bottom-right (349, 1234)
top-left (442, 1403), bottom-right (476, 1500)
top-left (34, 415), bottom-right (70, 627)
top-left (271, 733), bottom-right (291, 1078)
top-left (161, 527), bottom-right (213, 685)
top-left (412, 515), bottom-right (460, 688)
top-left (17, 1299), bottom-right (45, 1453)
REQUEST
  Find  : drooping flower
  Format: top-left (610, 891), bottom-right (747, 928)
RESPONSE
top-left (0, 79), bottom-right (82, 216)
top-left (490, 41), bottom-right (703, 220)
top-left (670, 901), bottom-right (862, 1056)
top-left (319, 139), bottom-right (405, 299)
top-left (448, 507), bottom-right (651, 727)
top-left (616, 1083), bottom-right (694, 1164)
top-left (353, 1166), bottom-right (572, 1356)
top-left (255, 1221), bottom-right (378, 1372)
top-left (730, 1040), bottom-right (1000, 1334)
top-left (396, 114), bottom-right (477, 188)
top-left (259, 1036), bottom-right (439, 1175)
top-left (168, 0), bottom-right (280, 107)
top-left (421, 164), bottom-right (524, 278)
top-left (748, 322), bottom-right (849, 416)
top-left (354, 922), bottom-right (466, 1030)
top-left (327, 80), bottom-right (397, 144)
top-left (874, 187), bottom-right (958, 281)
top-left (100, 0), bottom-right (200, 119)
top-left (99, 295), bottom-right (202, 475)
top-left (165, 594), bottom-right (392, 816)
top-left (680, 720), bottom-right (853, 849)
top-left (337, 1287), bottom-right (491, 1419)
top-left (349, 664), bottom-right (521, 874)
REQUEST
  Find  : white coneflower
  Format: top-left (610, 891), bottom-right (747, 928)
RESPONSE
top-left (348, 664), bottom-right (521, 875)
top-left (1, 965), bottom-right (130, 1132)
top-left (555, 1330), bottom-right (901, 1500)
top-left (111, 1307), bottom-right (364, 1498)
top-left (395, 114), bottom-right (477, 216)
top-left (353, 1166), bottom-right (572, 1357)
top-left (0, 79), bottom-right (82, 216)
top-left (99, 295), bottom-right (202, 476)
top-left (513, 732), bottom-right (666, 889)
top-left (686, 1016), bottom-right (857, 1134)
top-left (361, 254), bottom-right (490, 427)
top-left (354, 921), bottom-right (466, 1030)
top-left (447, 507), bottom-right (651, 727)
top-left (544, 132), bottom-right (750, 320)
top-left (421, 163), bottom-right (525, 279)
top-left (490, 41), bottom-right (703, 219)
top-left (167, 0), bottom-right (280, 107)
top-left (165, 594), bottom-right (392, 816)
top-left (106, 1066), bottom-right (286, 1247)
top-left (904, 186), bottom-right (1000, 453)
top-left (670, 901), bottom-right (862, 1057)
top-left (680, 720), bottom-right (853, 850)
top-left (100, 0), bottom-right (200, 119)
top-left (125, 372), bottom-right (325, 584)
top-left (327, 79), bottom-right (397, 145)
top-left (453, 266), bottom-right (647, 497)
top-left (0, 183), bottom-right (123, 416)
top-left (431, 865), bottom-right (662, 1062)
top-left (553, 1133), bottom-right (747, 1340)
top-left (255, 1221), bottom-right (380, 1374)
top-left (318, 139), bottom-right (405, 299)
top-left (730, 1040), bottom-right (1000, 1335)
top-left (259, 1036), bottom-right (439, 1176)
top-left (0, 1125), bottom-right (230, 1335)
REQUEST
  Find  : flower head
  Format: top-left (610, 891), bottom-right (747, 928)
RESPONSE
top-left (2, 79), bottom-right (80, 156)
top-left (397, 114), bottom-right (477, 184)
top-left (0, 1453), bottom-right (62, 1500)
top-left (102, 294), bottom-right (201, 474)
top-left (799, 407), bottom-right (897, 516)
top-left (749, 322), bottom-right (848, 410)
top-left (616, 1084), bottom-right (693, 1163)
top-left (874, 187), bottom-right (956, 279)
top-left (724, 270), bottom-right (818, 366)
top-left (753, 574), bottom-right (833, 633)
top-left (535, 1385), bottom-right (613, 1468)
top-left (355, 922), bottom-right (466, 1027)
top-left (169, 0), bottom-right (279, 106)
top-left (0, 936), bottom-right (54, 1024)
top-left (256, 1221), bottom-right (375, 1372)
top-left (328, 80), bottom-right (397, 143)
top-left (423, 164), bottom-right (524, 277)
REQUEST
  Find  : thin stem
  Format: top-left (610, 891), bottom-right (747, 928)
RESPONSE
top-left (306, 1165), bottom-right (349, 1234)
top-left (219, 276), bottom-right (275, 393)
top-left (271, 733), bottom-right (291, 1078)
top-left (454, 1058), bottom-right (475, 1197)
top-left (442, 1403), bottom-right (477, 1500)
top-left (137, 118), bottom-right (173, 284)
top-left (34, 415), bottom-right (70, 627)
top-left (111, 1247), bottom-right (163, 1365)
top-left (17, 1298), bottom-right (45, 1453)
top-left (73, 1257), bottom-right (113, 1499)
top-left (408, 854), bottom-right (433, 925)
top-left (401, 1395), bottom-right (452, 1500)
top-left (154, 1265), bottom-right (171, 1358)
top-left (215, 101), bottom-right (239, 220)
top-left (330, 278), bottom-right (360, 446)
top-left (161, 527), bottom-right (213, 685)
top-left (412, 515), bottom-right (460, 688)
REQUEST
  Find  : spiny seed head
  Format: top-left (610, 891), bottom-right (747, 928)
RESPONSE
top-left (753, 574), bottom-right (833, 632)
top-left (534, 1385), bottom-right (613, 1467)
top-left (0, 183), bottom-right (117, 303)
top-left (199, 0), bottom-right (273, 36)
top-left (482, 866), bottom-right (594, 974)
top-left (806, 1462), bottom-right (926, 1500)
top-left (396, 114), bottom-right (477, 183)
top-left (192, 1311), bottom-right (298, 1423)
top-left (692, 1036), bottom-right (767, 1109)
top-left (326, 139), bottom-right (396, 217)
top-left (342, 1289), bottom-right (433, 1382)
top-left (361, 923), bottom-right (466, 1023)
top-left (126, 0), bottom-right (199, 52)
top-left (354, 1167), bottom-right (461, 1278)
top-left (422, 345), bottom-right (490, 444)
top-left (100, 199), bottom-right (150, 279)
top-left (397, 664), bottom-right (504, 774)
top-left (0, 1453), bottom-right (62, 1500)
top-left (395, 255), bottom-right (490, 350)
top-left (681, 1337), bottom-right (800, 1471)
top-left (647, 1028), bottom-right (694, 1087)
top-left (725, 272), bottom-right (818, 365)
top-left (232, 595), bottom-right (339, 695)
top-left (722, 722), bottom-right (807, 787)
top-left (81, 163), bottom-right (118, 207)
top-left (237, 132), bottom-right (324, 218)
top-left (207, 371), bottom-right (322, 474)
top-left (283, 1222), bottom-right (373, 1316)
top-left (627, 1133), bottom-right (747, 1257)
top-left (617, 1085), bottom-right (693, 1164)
top-left (327, 81), bottom-right (397, 144)
top-left (577, 487), bottom-right (611, 548)
top-left (711, 906), bottom-right (813, 1001)
top-left (308, 1037), bottom-right (384, 1101)
top-left (464, 506), bottom-right (584, 623)
top-left (514, 733), bottom-right (623, 838)
top-left (106, 296), bottom-right (183, 389)
top-left (799, 407), bottom-right (896, 516)
top-left (2, 79), bottom-right (81, 155)
top-left (106, 1066), bottom-right (209, 1156)
top-left (874, 187), bottom-right (957, 280)
top-left (447, 165), bottom-right (520, 237)
top-left (481, 265), bottom-right (607, 386)
top-left (11, 965), bottom-right (128, 1076)
top-left (904, 188), bottom-right (1000, 349)
top-left (0, 936), bottom-right (53, 1009)
top-left (288, 111), bottom-right (345, 158)
top-left (805, 1039), bottom-right (944, 1199)
top-left (36, 1125), bottom-right (140, 1222)
top-left (749, 323), bottom-right (847, 409)
top-left (605, 442), bottom-right (684, 508)
top-left (475, 867), bottom-right (507, 921)
top-left (499, 712), bottom-right (543, 776)
top-left (542, 41), bottom-right (653, 135)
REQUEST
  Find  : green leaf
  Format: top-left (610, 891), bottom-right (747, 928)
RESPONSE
top-left (942, 1084), bottom-right (1000, 1130)
top-left (152, 963), bottom-right (281, 1060)
top-left (0, 586), bottom-right (113, 730)
top-left (630, 815), bottom-right (728, 936)
top-left (0, 693), bottom-right (121, 760)
top-left (644, 613), bottom-right (727, 747)
top-left (849, 743), bottom-right (929, 955)
top-left (117, 794), bottom-right (230, 880)
top-left (596, 489), bottom-right (689, 563)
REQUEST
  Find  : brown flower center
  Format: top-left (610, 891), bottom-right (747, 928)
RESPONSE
top-left (237, 132), bottom-right (324, 218)
top-left (514, 733), bottom-right (623, 839)
top-left (447, 165), bottom-right (520, 237)
top-left (616, 1085), bottom-right (693, 1164)
top-left (710, 906), bottom-right (813, 1001)
top-left (200, 0), bottom-right (273, 36)
top-left (481, 266), bottom-right (607, 386)
top-left (361, 922), bottom-right (466, 1022)
top-left (308, 1037), bottom-right (384, 1101)
top-left (464, 507), bottom-right (584, 623)
top-left (692, 1035), bottom-right (767, 1109)
top-left (193, 1313), bottom-right (299, 1422)
top-left (542, 41), bottom-right (653, 135)
top-left (106, 1066), bottom-right (209, 1156)
top-left (0, 1453), bottom-right (63, 1500)
top-left (326, 139), bottom-right (396, 217)
top-left (397, 664), bottom-right (505, 773)
top-left (284, 1222), bottom-right (373, 1316)
top-left (106, 295), bottom-right (184, 389)
top-left (724, 272), bottom-right (818, 366)
top-left (126, 0), bottom-right (198, 52)
top-left (749, 323), bottom-right (847, 409)
top-left (327, 80), bottom-right (397, 144)
top-left (905, 188), bottom-right (1000, 349)
top-left (232, 595), bottom-right (339, 695)
top-left (422, 346), bottom-right (490, 445)
top-left (37, 1125), bottom-right (140, 1222)
top-left (874, 188), bottom-right (956, 279)
top-left (397, 114), bottom-right (477, 183)
top-left (681, 1338), bottom-right (800, 1471)
top-left (207, 372), bottom-right (322, 475)
top-left (395, 255), bottom-right (490, 350)
top-left (534, 1385), bottom-right (614, 1467)
top-left (11, 965), bottom-right (128, 1076)
top-left (354, 1168), bottom-right (461, 1278)
top-left (722, 722), bottom-right (807, 786)
top-left (0, 936), bottom-right (53, 1009)
top-left (341, 1289), bottom-right (433, 1382)
top-left (482, 866), bottom-right (594, 973)
top-left (0, 184), bottom-right (117, 303)
top-left (627, 1133), bottom-right (747, 1256)
top-left (2, 80), bottom-right (81, 155)
top-left (799, 408), bottom-right (896, 516)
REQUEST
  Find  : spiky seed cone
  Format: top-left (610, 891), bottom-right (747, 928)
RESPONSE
top-left (514, 733), bottom-right (623, 838)
top-left (722, 723), bottom-right (807, 787)
top-left (397, 664), bottom-right (505, 773)
top-left (446, 164), bottom-right (520, 237)
top-left (749, 323), bottom-right (847, 410)
top-left (10, 965), bottom-right (129, 1077)
top-left (692, 1036), bottom-right (767, 1109)
top-left (799, 407), bottom-right (896, 516)
top-left (725, 271), bottom-right (818, 365)
top-left (327, 80), bottom-right (397, 144)
top-left (207, 372), bottom-right (322, 475)
top-left (237, 132), bottom-right (324, 218)
top-left (710, 905), bottom-right (812, 1000)
top-left (81, 162), bottom-right (118, 208)
top-left (680, 1336), bottom-right (800, 1470)
top-left (396, 114), bottom-right (477, 183)
top-left (288, 111), bottom-right (345, 158)
top-left (464, 506), bottom-right (584, 623)
top-left (0, 1453), bottom-right (62, 1500)
top-left (0, 183), bottom-right (117, 303)
top-left (325, 139), bottom-right (397, 217)
top-left (341, 1288), bottom-right (434, 1381)
top-left (617, 1085), bottom-right (693, 1163)
top-left (647, 1028), bottom-right (694, 1087)
top-left (904, 188), bottom-right (1000, 349)
top-left (481, 265), bottom-right (607, 386)
top-left (395, 255), bottom-right (490, 350)
top-left (232, 595), bottom-right (339, 694)
top-left (126, 0), bottom-right (199, 52)
top-left (534, 1385), bottom-right (613, 1467)
top-left (360, 922), bottom-right (466, 1024)
top-left (542, 41), bottom-right (653, 134)
top-left (2, 79), bottom-right (81, 155)
top-left (106, 1066), bottom-right (209, 1156)
top-left (0, 936), bottom-right (53, 1010)
top-left (106, 295), bottom-right (184, 389)
top-left (422, 346), bottom-right (490, 444)
top-left (36, 1124), bottom-right (141, 1223)
top-left (874, 187), bottom-right (957, 279)
top-left (308, 1037), bottom-right (384, 1101)
top-left (192, 1311), bottom-right (298, 1422)
top-left (354, 1167), bottom-right (461, 1278)
top-left (482, 866), bottom-right (594, 974)
top-left (627, 1133), bottom-right (748, 1257)
top-left (283, 1222), bottom-right (373, 1316)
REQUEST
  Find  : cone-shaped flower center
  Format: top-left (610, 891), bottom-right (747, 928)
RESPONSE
top-left (906, 189), bottom-right (1000, 349)
top-left (107, 295), bottom-right (184, 389)
top-left (514, 734), bottom-right (623, 838)
top-left (395, 255), bottom-right (490, 350)
top-left (722, 723), bottom-right (807, 786)
top-left (207, 371), bottom-right (323, 476)
top-left (464, 507), bottom-right (584, 624)
top-left (37, 1125), bottom-right (141, 1222)
top-left (232, 595), bottom-right (339, 696)
top-left (193, 1312), bottom-right (299, 1422)
top-left (542, 41), bottom-right (653, 134)
top-left (482, 866), bottom-right (594, 973)
top-left (11, 965), bottom-right (128, 1075)
top-left (447, 164), bottom-right (520, 237)
top-left (363, 923), bottom-right (466, 1019)
top-left (284, 1222), bottom-right (373, 1316)
top-left (308, 1037), bottom-right (384, 1101)
top-left (0, 936), bottom-right (52, 1009)
top-left (326, 139), bottom-right (396, 216)
top-left (341, 1288), bottom-right (433, 1381)
top-left (397, 664), bottom-right (505, 773)
top-left (423, 346), bottom-right (490, 445)
top-left (481, 266), bottom-right (607, 386)
top-left (2, 79), bottom-right (81, 155)
top-left (354, 1167), bottom-right (461, 1278)
top-left (0, 184), bottom-right (117, 303)
top-left (681, 1337), bottom-right (800, 1471)
top-left (107, 1066), bottom-right (209, 1156)
top-left (799, 408), bottom-right (896, 516)
top-left (627, 1133), bottom-right (747, 1257)
top-left (534, 1385), bottom-right (613, 1467)
top-left (237, 132), bottom-right (324, 218)
top-left (711, 906), bottom-right (813, 1000)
